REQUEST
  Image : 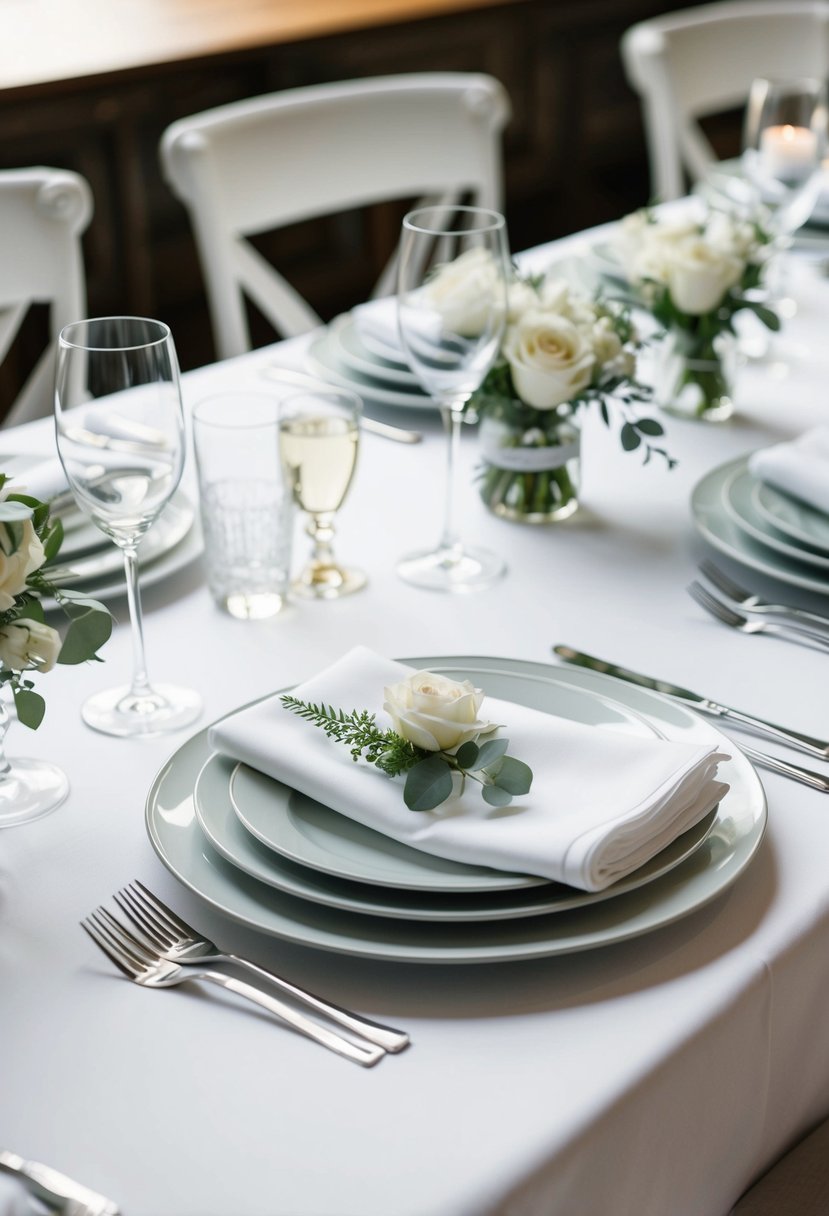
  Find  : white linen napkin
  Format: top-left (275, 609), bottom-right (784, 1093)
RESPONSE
top-left (351, 298), bottom-right (404, 356)
top-left (209, 648), bottom-right (728, 892)
top-left (4, 458), bottom-right (67, 504)
top-left (748, 426), bottom-right (829, 516)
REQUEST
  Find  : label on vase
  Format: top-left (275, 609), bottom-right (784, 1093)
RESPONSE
top-left (480, 431), bottom-right (581, 472)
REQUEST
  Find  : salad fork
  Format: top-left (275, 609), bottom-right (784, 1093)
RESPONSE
top-left (698, 559), bottom-right (829, 632)
top-left (113, 880), bottom-right (409, 1054)
top-left (81, 911), bottom-right (384, 1067)
top-left (688, 581), bottom-right (829, 652)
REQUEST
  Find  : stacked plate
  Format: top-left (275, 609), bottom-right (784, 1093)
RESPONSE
top-left (305, 313), bottom-right (438, 413)
top-left (691, 455), bottom-right (829, 596)
top-left (146, 657), bottom-right (766, 965)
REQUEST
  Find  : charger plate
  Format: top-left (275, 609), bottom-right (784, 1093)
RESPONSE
top-left (723, 465), bottom-right (829, 571)
top-left (145, 657), bottom-right (766, 964)
top-left (195, 750), bottom-right (717, 921)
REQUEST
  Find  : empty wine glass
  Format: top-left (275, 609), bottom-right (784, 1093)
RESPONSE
top-left (396, 204), bottom-right (509, 593)
top-left (54, 317), bottom-right (203, 736)
top-left (742, 77), bottom-right (828, 314)
top-left (278, 387), bottom-right (365, 599)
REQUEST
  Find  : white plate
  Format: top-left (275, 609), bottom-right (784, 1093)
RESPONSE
top-left (195, 749), bottom-right (717, 921)
top-left (227, 675), bottom-right (665, 892)
top-left (752, 479), bottom-right (829, 554)
top-left (328, 316), bottom-right (421, 388)
top-left (145, 657), bottom-right (766, 964)
top-left (691, 459), bottom-right (829, 596)
top-left (723, 464), bottom-right (829, 571)
top-left (306, 330), bottom-right (438, 411)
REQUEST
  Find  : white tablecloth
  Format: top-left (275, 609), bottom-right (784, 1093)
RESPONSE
top-left (2, 239), bottom-right (829, 1216)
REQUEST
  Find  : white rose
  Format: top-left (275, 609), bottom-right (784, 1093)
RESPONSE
top-left (507, 279), bottom-right (540, 322)
top-left (665, 237), bottom-right (743, 315)
top-left (0, 519), bottom-right (46, 613)
top-left (383, 671), bottom-right (495, 752)
top-left (0, 619), bottom-right (61, 673)
top-left (423, 246), bottom-right (503, 337)
top-left (504, 311), bottom-right (595, 409)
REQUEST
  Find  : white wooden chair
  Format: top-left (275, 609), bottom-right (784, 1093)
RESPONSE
top-left (159, 73), bottom-right (510, 359)
top-left (0, 166), bottom-right (92, 427)
top-left (621, 1), bottom-right (829, 201)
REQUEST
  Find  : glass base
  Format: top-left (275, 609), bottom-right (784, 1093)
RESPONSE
top-left (82, 684), bottom-right (203, 738)
top-left (0, 758), bottom-right (69, 827)
top-left (221, 591), bottom-right (287, 620)
top-left (292, 562), bottom-right (366, 600)
top-left (397, 543), bottom-right (506, 593)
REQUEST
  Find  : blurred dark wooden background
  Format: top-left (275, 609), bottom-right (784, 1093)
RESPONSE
top-left (2, 0), bottom-right (719, 417)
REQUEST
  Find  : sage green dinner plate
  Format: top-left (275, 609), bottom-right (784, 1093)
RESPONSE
top-left (723, 466), bottom-right (829, 572)
top-left (752, 479), bottom-right (829, 555)
top-left (145, 658), bottom-right (765, 964)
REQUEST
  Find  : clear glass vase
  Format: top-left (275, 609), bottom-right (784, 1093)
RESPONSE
top-left (0, 698), bottom-right (69, 827)
top-left (653, 329), bottom-right (738, 422)
top-left (478, 403), bottom-right (580, 523)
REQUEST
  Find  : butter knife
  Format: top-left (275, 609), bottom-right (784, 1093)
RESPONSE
top-left (0, 1149), bottom-right (119, 1215)
top-left (552, 645), bottom-right (829, 760)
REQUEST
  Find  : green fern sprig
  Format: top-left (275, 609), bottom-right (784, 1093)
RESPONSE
top-left (279, 695), bottom-right (423, 775)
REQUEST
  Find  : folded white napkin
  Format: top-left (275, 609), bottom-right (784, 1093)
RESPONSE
top-left (5, 458), bottom-right (67, 504)
top-left (209, 648), bottom-right (728, 892)
top-left (352, 298), bottom-right (404, 356)
top-left (748, 427), bottom-right (829, 516)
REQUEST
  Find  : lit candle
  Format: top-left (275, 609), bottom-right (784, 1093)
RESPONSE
top-left (760, 123), bottom-right (818, 181)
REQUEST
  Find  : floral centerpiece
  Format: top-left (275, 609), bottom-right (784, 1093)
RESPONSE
top-left (614, 208), bottom-right (778, 421)
top-left (470, 274), bottom-right (672, 523)
top-left (0, 475), bottom-right (112, 730)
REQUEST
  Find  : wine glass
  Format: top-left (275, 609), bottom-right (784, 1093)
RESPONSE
top-left (278, 387), bottom-right (365, 599)
top-left (54, 317), bottom-right (203, 737)
top-left (395, 204), bottom-right (509, 593)
top-left (742, 77), bottom-right (828, 313)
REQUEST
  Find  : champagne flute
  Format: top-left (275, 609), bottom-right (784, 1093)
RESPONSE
top-left (278, 387), bottom-right (365, 599)
top-left (54, 317), bottom-right (203, 736)
top-left (396, 204), bottom-right (509, 593)
top-left (742, 77), bottom-right (828, 312)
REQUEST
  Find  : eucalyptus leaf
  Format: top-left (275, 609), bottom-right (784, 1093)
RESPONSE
top-left (13, 687), bottom-right (45, 730)
top-left (635, 417), bottom-right (664, 437)
top-left (455, 740), bottom-right (480, 769)
top-left (404, 756), bottom-right (454, 812)
top-left (620, 422), bottom-right (641, 452)
top-left (492, 756), bottom-right (533, 795)
top-left (475, 737), bottom-right (509, 769)
top-left (56, 604), bottom-right (113, 665)
top-left (482, 784), bottom-right (512, 808)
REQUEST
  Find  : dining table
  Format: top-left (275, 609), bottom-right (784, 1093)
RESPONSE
top-left (2, 224), bottom-right (829, 1216)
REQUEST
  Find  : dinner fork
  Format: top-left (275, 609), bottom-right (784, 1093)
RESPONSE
top-left (81, 911), bottom-right (384, 1067)
top-left (688, 581), bottom-right (829, 652)
top-left (113, 880), bottom-right (409, 1054)
top-left (698, 559), bottom-right (829, 633)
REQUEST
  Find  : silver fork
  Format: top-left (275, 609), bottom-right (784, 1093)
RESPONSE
top-left (81, 910), bottom-right (384, 1067)
top-left (699, 559), bottom-right (829, 633)
top-left (113, 880), bottom-right (409, 1054)
top-left (688, 581), bottom-right (829, 652)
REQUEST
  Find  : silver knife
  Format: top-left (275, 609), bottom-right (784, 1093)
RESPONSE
top-left (552, 645), bottom-right (829, 761)
top-left (0, 1150), bottom-right (119, 1215)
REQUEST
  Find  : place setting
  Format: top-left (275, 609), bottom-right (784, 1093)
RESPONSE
top-left (690, 426), bottom-right (829, 600)
top-left (143, 647), bottom-right (768, 967)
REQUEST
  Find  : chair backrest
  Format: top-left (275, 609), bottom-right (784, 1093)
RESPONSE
top-left (160, 73), bottom-right (511, 359)
top-left (621, 1), bottom-right (829, 201)
top-left (0, 167), bottom-right (92, 428)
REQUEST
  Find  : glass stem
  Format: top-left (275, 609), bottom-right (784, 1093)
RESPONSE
top-left (0, 700), bottom-right (10, 779)
top-left (122, 544), bottom-right (154, 701)
top-left (439, 404), bottom-right (464, 555)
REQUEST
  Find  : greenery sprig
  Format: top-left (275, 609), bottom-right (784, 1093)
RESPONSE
top-left (280, 694), bottom-right (533, 812)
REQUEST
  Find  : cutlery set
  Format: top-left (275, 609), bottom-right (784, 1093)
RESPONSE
top-left (0, 1149), bottom-right (119, 1216)
top-left (689, 561), bottom-right (829, 651)
top-left (82, 881), bottom-right (409, 1067)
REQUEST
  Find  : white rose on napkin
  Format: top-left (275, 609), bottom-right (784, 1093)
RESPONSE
top-left (748, 427), bottom-right (829, 516)
top-left (383, 671), bottom-right (495, 752)
top-left (504, 312), bottom-right (595, 409)
top-left (210, 647), bottom-right (729, 892)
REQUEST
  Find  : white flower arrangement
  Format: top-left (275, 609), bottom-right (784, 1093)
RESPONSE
top-left (0, 476), bottom-right (112, 729)
top-left (613, 208), bottom-right (779, 416)
top-left (471, 272), bottom-right (673, 519)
